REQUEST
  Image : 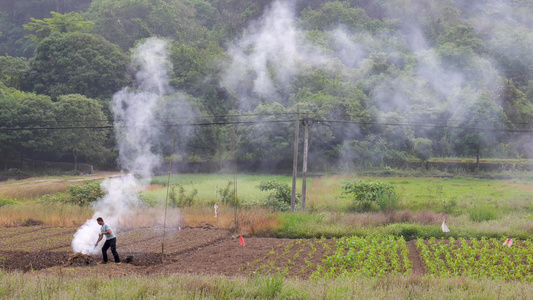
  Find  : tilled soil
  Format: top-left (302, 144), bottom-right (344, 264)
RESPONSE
top-left (0, 226), bottom-right (427, 277)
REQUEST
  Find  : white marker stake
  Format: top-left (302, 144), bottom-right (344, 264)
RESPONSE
top-left (441, 217), bottom-right (450, 233)
top-left (214, 203), bottom-right (218, 218)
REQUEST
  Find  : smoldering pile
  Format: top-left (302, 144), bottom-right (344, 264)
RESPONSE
top-left (65, 253), bottom-right (97, 267)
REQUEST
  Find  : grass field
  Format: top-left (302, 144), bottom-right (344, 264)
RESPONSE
top-left (1, 272), bottom-right (532, 299)
top-left (141, 174), bottom-right (533, 239)
top-left (1, 172), bottom-right (533, 299)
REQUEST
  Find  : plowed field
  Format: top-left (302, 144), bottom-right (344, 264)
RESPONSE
top-left (0, 226), bottom-right (426, 278)
top-left (0, 226), bottom-right (294, 277)
top-left (5, 226), bottom-right (532, 283)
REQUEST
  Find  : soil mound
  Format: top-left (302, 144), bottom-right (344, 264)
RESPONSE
top-left (65, 253), bottom-right (96, 267)
top-left (21, 218), bottom-right (44, 226)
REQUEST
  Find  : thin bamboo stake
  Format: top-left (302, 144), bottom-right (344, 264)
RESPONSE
top-left (161, 136), bottom-right (175, 261)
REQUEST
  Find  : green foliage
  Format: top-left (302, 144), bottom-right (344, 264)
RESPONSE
top-left (23, 11), bottom-right (94, 43)
top-left (0, 55), bottom-right (29, 89)
top-left (255, 273), bottom-right (285, 299)
top-left (0, 196), bottom-right (18, 207)
top-left (418, 237), bottom-right (533, 282)
top-left (218, 181), bottom-right (236, 206)
top-left (37, 193), bottom-right (69, 204)
top-left (236, 103), bottom-right (296, 161)
top-left (139, 194), bottom-right (157, 207)
top-left (469, 205), bottom-right (498, 222)
top-left (413, 138), bottom-right (433, 162)
top-left (257, 180), bottom-right (298, 212)
top-left (25, 32), bottom-right (129, 99)
top-left (300, 1), bottom-right (382, 32)
top-left (169, 183), bottom-right (198, 207)
top-left (444, 89), bottom-right (507, 157)
top-left (66, 181), bottom-right (104, 206)
top-left (342, 180), bottom-right (398, 212)
top-left (52, 94), bottom-right (109, 166)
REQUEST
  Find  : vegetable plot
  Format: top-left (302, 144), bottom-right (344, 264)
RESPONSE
top-left (417, 237), bottom-right (533, 282)
top-left (312, 235), bottom-right (411, 278)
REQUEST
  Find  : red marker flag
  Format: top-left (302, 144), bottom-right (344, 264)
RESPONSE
top-left (240, 235), bottom-right (245, 247)
top-left (503, 238), bottom-right (513, 247)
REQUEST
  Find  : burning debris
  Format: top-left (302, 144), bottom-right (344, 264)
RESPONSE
top-left (65, 253), bottom-right (96, 267)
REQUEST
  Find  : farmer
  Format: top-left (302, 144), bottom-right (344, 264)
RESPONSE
top-left (95, 217), bottom-right (121, 264)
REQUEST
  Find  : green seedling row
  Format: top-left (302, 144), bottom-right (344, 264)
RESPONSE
top-left (312, 235), bottom-right (411, 279)
top-left (417, 237), bottom-right (533, 282)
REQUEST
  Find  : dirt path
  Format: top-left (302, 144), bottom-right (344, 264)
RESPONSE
top-left (407, 240), bottom-right (426, 277)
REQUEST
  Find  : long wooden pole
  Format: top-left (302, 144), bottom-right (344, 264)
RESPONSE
top-left (291, 105), bottom-right (300, 212)
top-left (301, 113), bottom-right (309, 211)
top-left (161, 136), bottom-right (175, 261)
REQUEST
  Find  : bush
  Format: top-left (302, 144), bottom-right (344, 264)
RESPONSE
top-left (66, 181), bottom-right (104, 206)
top-left (0, 196), bottom-right (18, 207)
top-left (169, 183), bottom-right (197, 207)
top-left (342, 180), bottom-right (398, 212)
top-left (257, 180), bottom-right (299, 212)
top-left (218, 181), bottom-right (237, 206)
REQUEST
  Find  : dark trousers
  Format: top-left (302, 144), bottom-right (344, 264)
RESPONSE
top-left (102, 237), bottom-right (120, 263)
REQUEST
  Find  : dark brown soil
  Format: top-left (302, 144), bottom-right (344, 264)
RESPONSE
top-left (65, 253), bottom-right (96, 267)
top-left (0, 226), bottom-right (427, 278)
top-left (407, 240), bottom-right (426, 276)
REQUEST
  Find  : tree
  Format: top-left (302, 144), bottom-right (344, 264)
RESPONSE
top-left (0, 85), bottom-right (55, 165)
top-left (23, 11), bottom-right (94, 43)
top-left (24, 32), bottom-right (130, 99)
top-left (300, 1), bottom-right (382, 33)
top-left (445, 89), bottom-right (507, 157)
top-left (500, 80), bottom-right (533, 125)
top-left (0, 55), bottom-right (29, 89)
top-left (52, 94), bottom-right (109, 170)
top-left (236, 102), bottom-right (294, 161)
top-left (413, 138), bottom-right (433, 163)
top-left (85, 0), bottom-right (206, 50)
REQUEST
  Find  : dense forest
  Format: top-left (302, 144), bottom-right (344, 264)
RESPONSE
top-left (1, 0), bottom-right (533, 171)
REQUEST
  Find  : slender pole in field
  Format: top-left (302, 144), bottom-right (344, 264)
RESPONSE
top-left (291, 105), bottom-right (300, 212)
top-left (162, 136), bottom-right (175, 261)
top-left (301, 113), bottom-right (310, 211)
top-left (232, 124), bottom-right (238, 229)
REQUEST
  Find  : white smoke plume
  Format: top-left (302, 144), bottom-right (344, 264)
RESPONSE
top-left (221, 0), bottom-right (331, 109)
top-left (72, 38), bottom-right (173, 254)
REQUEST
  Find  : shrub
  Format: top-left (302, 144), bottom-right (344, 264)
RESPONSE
top-left (342, 180), bottom-right (398, 212)
top-left (66, 181), bottom-right (104, 206)
top-left (257, 180), bottom-right (299, 212)
top-left (173, 183), bottom-right (198, 207)
top-left (218, 181), bottom-right (236, 206)
top-left (139, 194), bottom-right (157, 207)
top-left (0, 196), bottom-right (18, 207)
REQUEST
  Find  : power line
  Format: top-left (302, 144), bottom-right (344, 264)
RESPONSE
top-left (1, 117), bottom-right (532, 133)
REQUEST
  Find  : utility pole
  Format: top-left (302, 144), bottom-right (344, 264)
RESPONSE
top-left (291, 105), bottom-right (300, 212)
top-left (301, 113), bottom-right (310, 211)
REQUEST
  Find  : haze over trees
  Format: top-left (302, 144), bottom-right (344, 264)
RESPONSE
top-left (1, 0), bottom-right (533, 170)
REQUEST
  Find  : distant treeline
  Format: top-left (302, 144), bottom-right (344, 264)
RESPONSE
top-left (1, 0), bottom-right (533, 171)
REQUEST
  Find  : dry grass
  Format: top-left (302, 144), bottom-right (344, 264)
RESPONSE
top-left (306, 175), bottom-right (348, 209)
top-left (142, 184), bottom-right (165, 191)
top-left (0, 180), bottom-right (75, 200)
top-left (0, 203), bottom-right (92, 227)
top-left (177, 206), bottom-right (280, 235)
top-left (238, 209), bottom-right (281, 236)
top-left (342, 210), bottom-right (445, 227)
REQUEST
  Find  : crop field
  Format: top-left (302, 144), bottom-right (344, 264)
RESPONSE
top-left (417, 237), bottom-right (533, 282)
top-left (1, 225), bottom-right (532, 285)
